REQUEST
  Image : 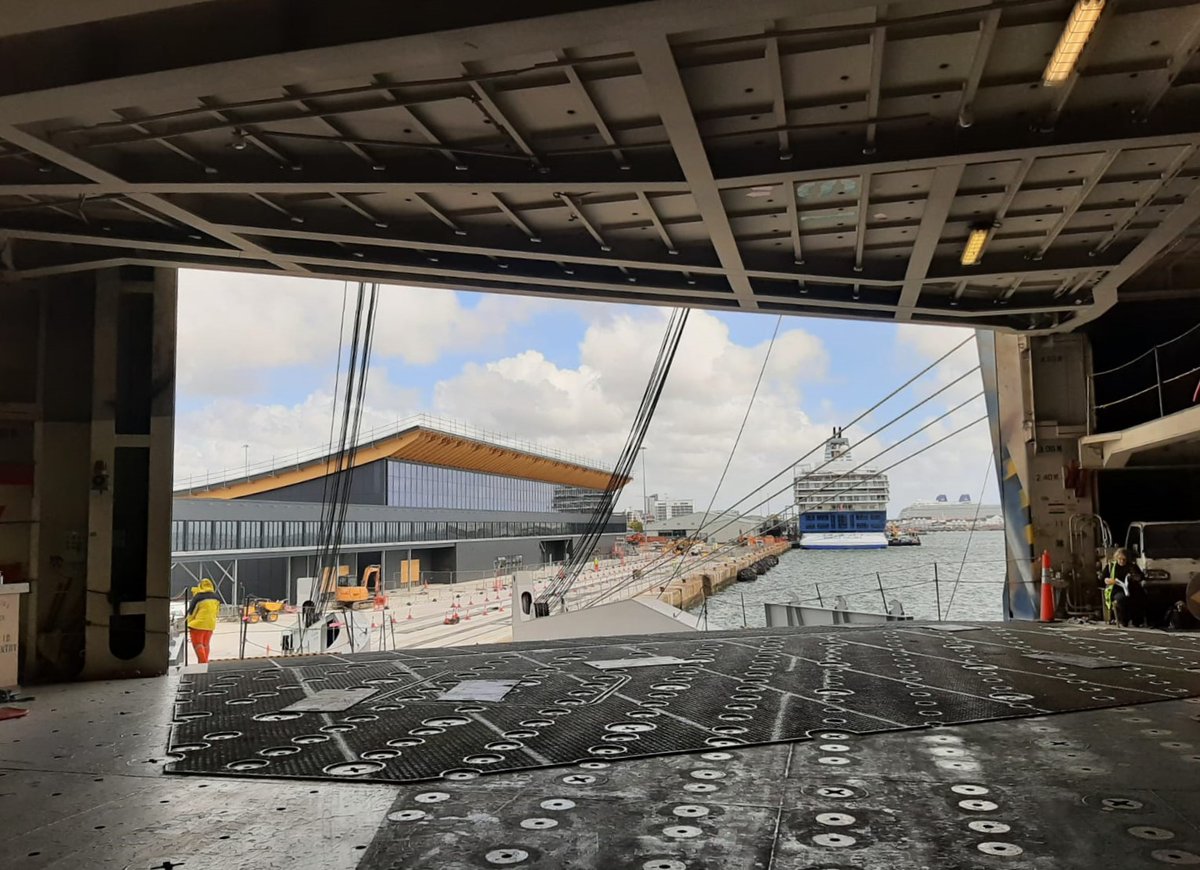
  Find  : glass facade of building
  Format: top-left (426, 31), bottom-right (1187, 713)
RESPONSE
top-left (385, 460), bottom-right (604, 512)
top-left (171, 517), bottom-right (624, 553)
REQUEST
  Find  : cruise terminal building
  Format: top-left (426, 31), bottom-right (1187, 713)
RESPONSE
top-left (170, 419), bottom-right (626, 603)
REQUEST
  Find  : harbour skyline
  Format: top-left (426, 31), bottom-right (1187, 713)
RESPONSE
top-left (177, 270), bottom-right (999, 520)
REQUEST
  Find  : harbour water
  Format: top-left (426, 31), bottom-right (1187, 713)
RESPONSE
top-left (698, 530), bottom-right (1007, 628)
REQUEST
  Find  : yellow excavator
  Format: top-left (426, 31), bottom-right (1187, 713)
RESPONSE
top-left (323, 564), bottom-right (383, 610)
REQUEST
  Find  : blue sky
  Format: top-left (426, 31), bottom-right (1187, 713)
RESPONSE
top-left (174, 271), bottom-right (999, 512)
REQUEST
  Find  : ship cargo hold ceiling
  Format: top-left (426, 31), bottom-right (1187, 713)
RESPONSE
top-left (2, 0), bottom-right (1200, 331)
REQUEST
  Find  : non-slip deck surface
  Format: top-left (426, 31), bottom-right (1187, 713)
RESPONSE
top-left (166, 623), bottom-right (1200, 784)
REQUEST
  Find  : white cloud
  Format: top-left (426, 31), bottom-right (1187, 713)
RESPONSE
top-left (172, 272), bottom-right (998, 518)
top-left (176, 270), bottom-right (546, 396)
top-left (885, 324), bottom-right (998, 510)
top-left (433, 309), bottom-right (832, 516)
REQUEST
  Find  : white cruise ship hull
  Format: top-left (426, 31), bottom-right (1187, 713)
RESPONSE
top-left (799, 532), bottom-right (889, 550)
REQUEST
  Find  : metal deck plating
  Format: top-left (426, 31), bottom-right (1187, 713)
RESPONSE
top-left (166, 623), bottom-right (1200, 785)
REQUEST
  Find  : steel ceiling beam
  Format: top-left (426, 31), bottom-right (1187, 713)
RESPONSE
top-left (556, 193), bottom-right (612, 251)
top-left (719, 126), bottom-right (1200, 189)
top-left (2, 256), bottom-right (135, 281)
top-left (278, 250), bottom-right (730, 301)
top-left (200, 97), bottom-right (299, 169)
top-left (1061, 182), bottom-right (1200, 330)
top-left (1140, 11), bottom-right (1200, 118)
top-left (281, 85), bottom-right (384, 171)
top-left (0, 125), bottom-right (304, 273)
top-left (785, 182), bottom-right (805, 266)
top-left (853, 172), bottom-right (871, 272)
top-left (491, 194), bottom-right (540, 242)
top-left (764, 34), bottom-right (792, 162)
top-left (635, 35), bottom-right (758, 310)
top-left (413, 193), bottom-right (467, 235)
top-left (5, 124), bottom-right (1200, 203)
top-left (557, 51), bottom-right (630, 171)
top-left (465, 74), bottom-right (544, 173)
top-left (0, 180), bottom-right (692, 197)
top-left (114, 108), bottom-right (214, 173)
top-left (635, 192), bottom-right (678, 256)
top-left (1094, 144), bottom-right (1198, 254)
top-left (957, 9), bottom-right (1001, 129)
top-left (53, 56), bottom-right (1171, 164)
top-left (896, 164), bottom-right (965, 320)
top-left (864, 25), bottom-right (886, 154)
top-left (1033, 150), bottom-right (1120, 259)
top-left (330, 192), bottom-right (390, 229)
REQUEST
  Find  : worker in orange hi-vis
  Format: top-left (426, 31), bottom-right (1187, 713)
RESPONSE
top-left (186, 578), bottom-right (221, 664)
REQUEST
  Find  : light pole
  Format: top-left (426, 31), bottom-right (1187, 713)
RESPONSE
top-left (242, 444), bottom-right (249, 478)
top-left (638, 446), bottom-right (648, 521)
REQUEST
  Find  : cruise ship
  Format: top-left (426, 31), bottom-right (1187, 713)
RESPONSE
top-left (794, 428), bottom-right (889, 549)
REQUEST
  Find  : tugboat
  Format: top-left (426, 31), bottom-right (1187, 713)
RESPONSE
top-left (886, 523), bottom-right (922, 546)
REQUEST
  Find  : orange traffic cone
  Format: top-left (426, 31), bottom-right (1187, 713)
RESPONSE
top-left (406, 606), bottom-right (413, 621)
top-left (1040, 550), bottom-right (1055, 622)
top-left (463, 607), bottom-right (472, 621)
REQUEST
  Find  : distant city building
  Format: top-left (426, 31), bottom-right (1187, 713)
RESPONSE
top-left (644, 511), bottom-right (765, 545)
top-left (669, 499), bottom-right (694, 518)
top-left (644, 493), bottom-right (694, 522)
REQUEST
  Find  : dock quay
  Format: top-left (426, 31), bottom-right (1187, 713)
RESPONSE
top-left (653, 539), bottom-right (792, 611)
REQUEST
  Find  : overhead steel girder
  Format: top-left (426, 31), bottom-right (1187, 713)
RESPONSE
top-left (896, 165), bottom-right (964, 320)
top-left (633, 35), bottom-right (757, 309)
top-left (0, 220), bottom-right (1134, 296)
top-left (1059, 183), bottom-right (1200, 332)
top-left (6, 121), bottom-right (1200, 203)
top-left (0, 124), bottom-right (304, 273)
top-left (715, 124), bottom-right (1200, 190)
top-left (13, 248), bottom-right (1073, 332)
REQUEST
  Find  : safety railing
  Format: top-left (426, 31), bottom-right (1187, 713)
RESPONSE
top-left (1089, 321), bottom-right (1200, 434)
top-left (173, 412), bottom-right (613, 492)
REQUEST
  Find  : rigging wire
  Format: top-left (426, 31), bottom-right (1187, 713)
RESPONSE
top-left (680, 371), bottom-right (981, 567)
top-left (666, 315), bottom-right (783, 588)
top-left (942, 452), bottom-right (996, 620)
top-left (537, 308), bottom-right (690, 609)
top-left (595, 397), bottom-right (987, 609)
top-left (313, 281), bottom-right (352, 573)
top-left (661, 335), bottom-right (976, 555)
top-left (622, 364), bottom-right (982, 599)
top-left (310, 282), bottom-right (381, 636)
top-left (591, 411), bottom-right (989, 609)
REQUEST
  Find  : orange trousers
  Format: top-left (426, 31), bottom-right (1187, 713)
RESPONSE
top-left (189, 627), bottom-right (213, 664)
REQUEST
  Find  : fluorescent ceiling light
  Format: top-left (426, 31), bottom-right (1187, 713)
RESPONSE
top-left (1043, 0), bottom-right (1105, 86)
top-left (960, 226), bottom-right (989, 266)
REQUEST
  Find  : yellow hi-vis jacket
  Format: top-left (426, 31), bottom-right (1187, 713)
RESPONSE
top-left (186, 578), bottom-right (221, 631)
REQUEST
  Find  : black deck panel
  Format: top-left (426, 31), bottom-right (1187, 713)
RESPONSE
top-left (167, 622), bottom-right (1200, 785)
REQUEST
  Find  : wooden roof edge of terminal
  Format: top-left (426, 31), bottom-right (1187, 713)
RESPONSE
top-left (174, 425), bottom-right (628, 500)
